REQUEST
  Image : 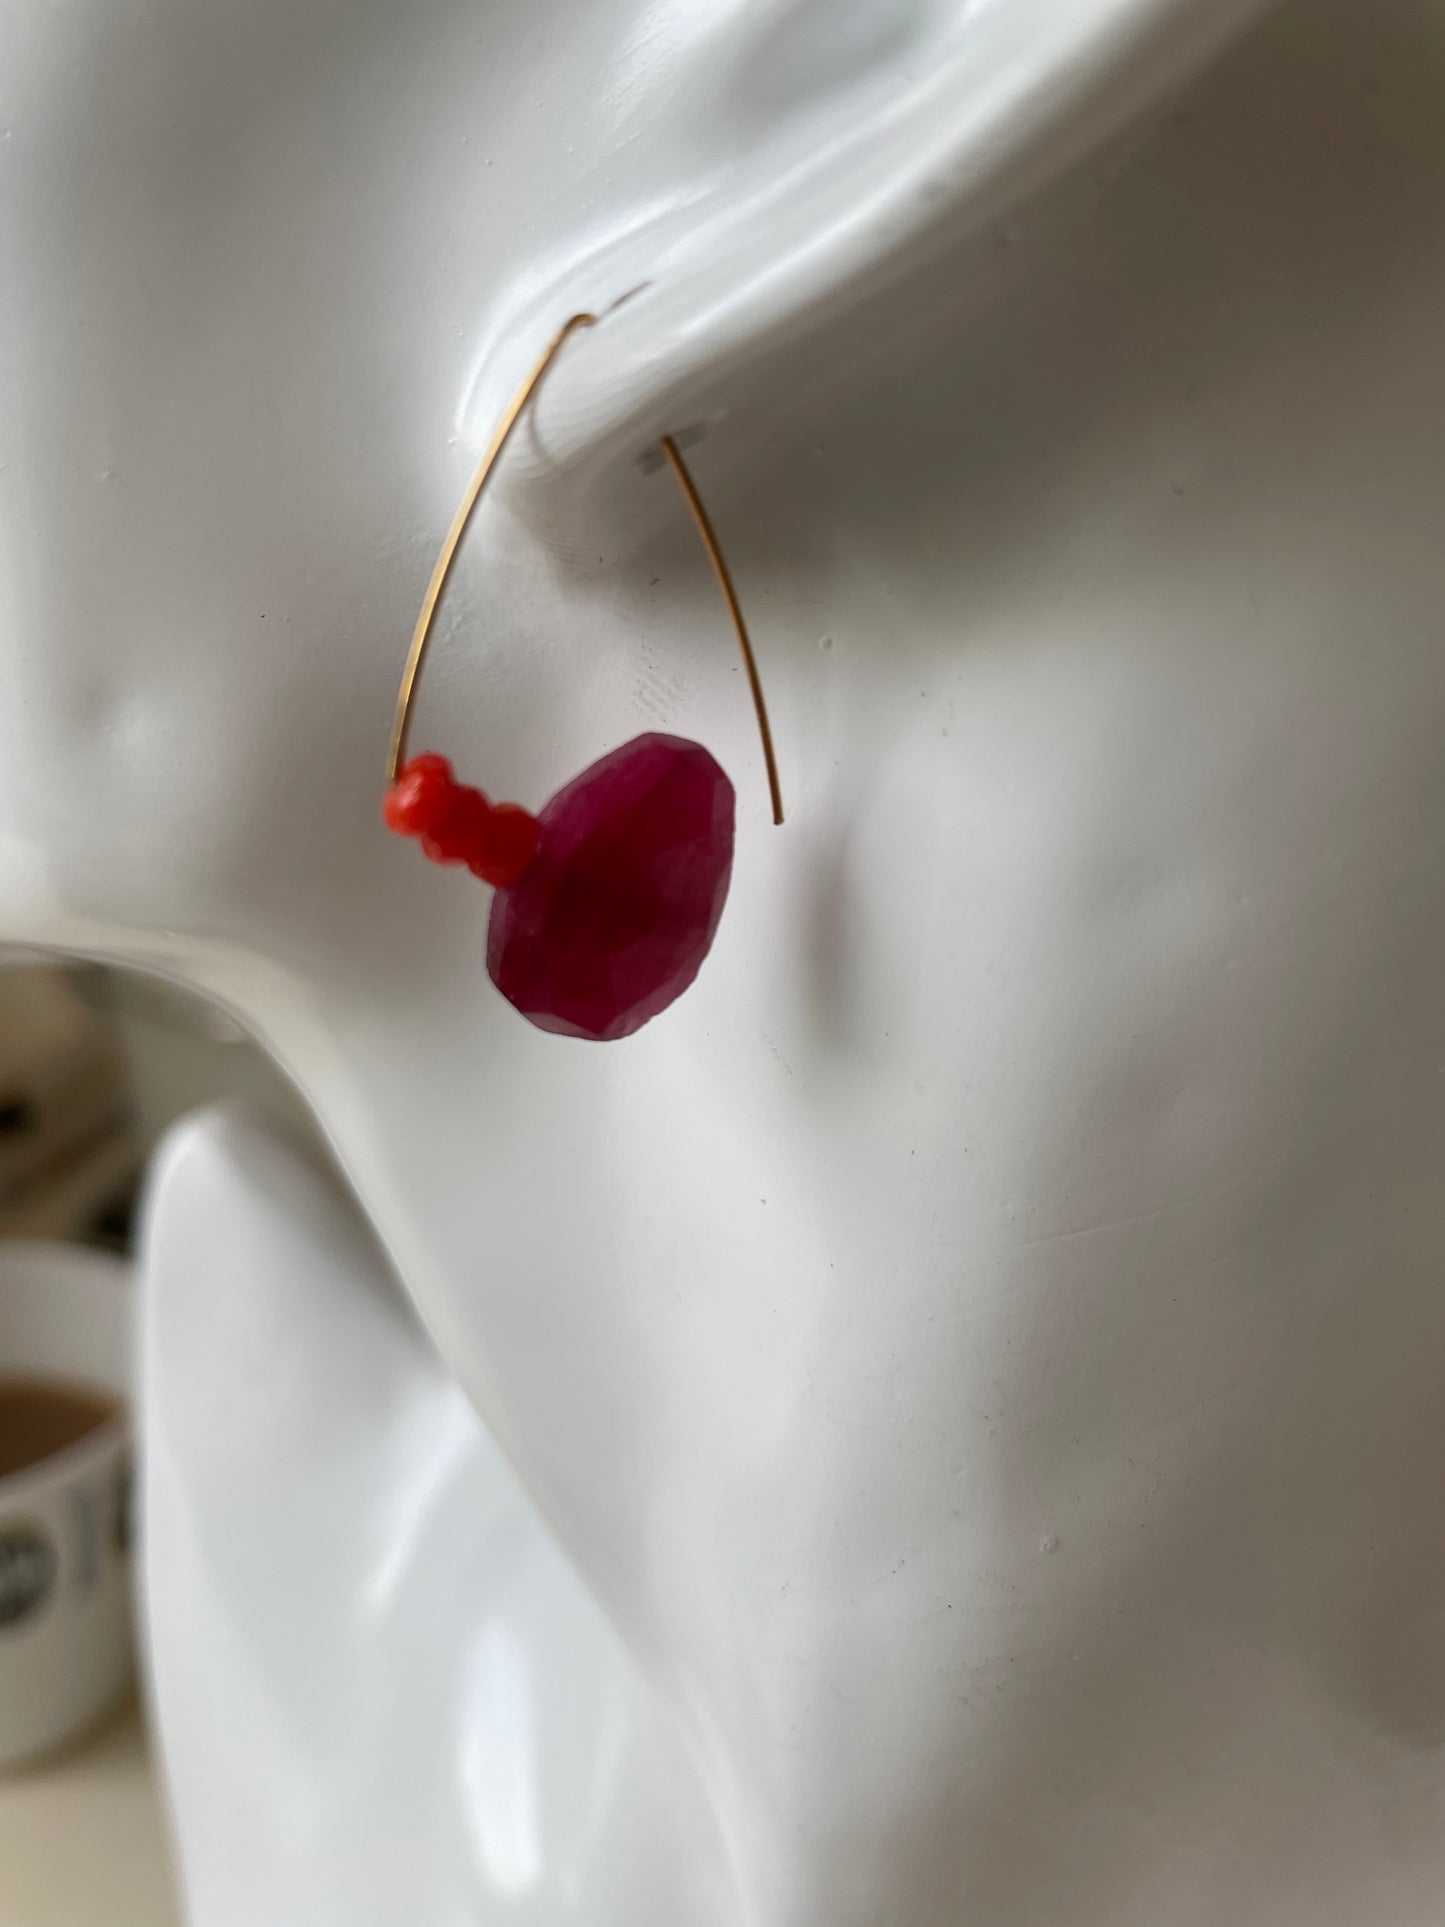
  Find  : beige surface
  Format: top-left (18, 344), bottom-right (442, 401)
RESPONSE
top-left (0, 1700), bottom-right (181, 1927)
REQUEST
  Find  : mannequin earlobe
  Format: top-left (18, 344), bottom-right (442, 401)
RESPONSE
top-left (495, 0), bottom-right (1280, 500)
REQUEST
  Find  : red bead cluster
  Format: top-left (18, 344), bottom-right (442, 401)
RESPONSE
top-left (384, 753), bottom-right (540, 888)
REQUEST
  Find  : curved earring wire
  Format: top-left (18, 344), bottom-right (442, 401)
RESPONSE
top-left (659, 433), bottom-right (784, 829)
top-left (386, 312), bottom-right (784, 826)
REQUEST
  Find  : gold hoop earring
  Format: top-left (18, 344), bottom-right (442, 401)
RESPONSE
top-left (382, 312), bottom-right (782, 1043)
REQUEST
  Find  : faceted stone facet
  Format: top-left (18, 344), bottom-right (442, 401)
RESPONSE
top-left (487, 733), bottom-right (735, 1042)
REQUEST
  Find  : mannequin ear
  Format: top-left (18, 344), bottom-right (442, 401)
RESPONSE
top-left (503, 0), bottom-right (1277, 495)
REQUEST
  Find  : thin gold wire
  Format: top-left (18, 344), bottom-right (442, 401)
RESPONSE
top-left (659, 435), bottom-right (784, 828)
top-left (386, 313), bottom-right (784, 826)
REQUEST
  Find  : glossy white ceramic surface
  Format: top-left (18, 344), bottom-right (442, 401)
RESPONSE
top-left (16, 0), bottom-right (1445, 1918)
top-left (140, 1106), bottom-right (729, 1925)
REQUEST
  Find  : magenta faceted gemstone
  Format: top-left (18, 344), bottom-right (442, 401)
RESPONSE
top-left (487, 733), bottom-right (735, 1042)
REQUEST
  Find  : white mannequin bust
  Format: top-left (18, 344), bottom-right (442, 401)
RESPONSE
top-left (141, 1102), bottom-right (733, 1925)
top-left (9, 0), bottom-right (1445, 1917)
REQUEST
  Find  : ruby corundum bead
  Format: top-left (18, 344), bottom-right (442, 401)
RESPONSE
top-left (487, 733), bottom-right (735, 1042)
